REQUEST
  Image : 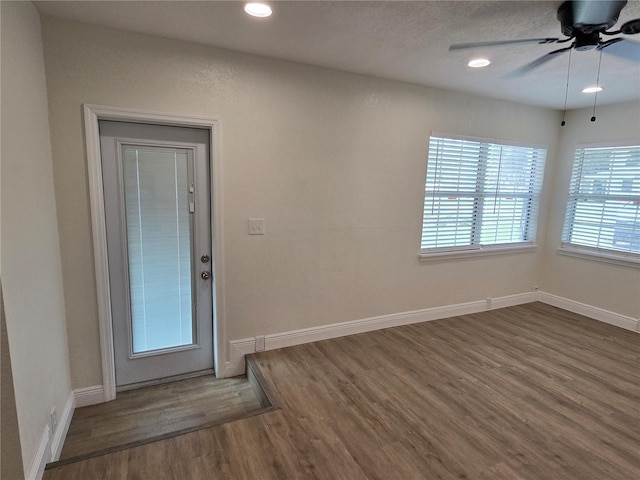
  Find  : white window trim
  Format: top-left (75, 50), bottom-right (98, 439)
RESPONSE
top-left (420, 242), bottom-right (537, 262)
top-left (559, 141), bottom-right (640, 268)
top-left (558, 244), bottom-right (640, 268)
top-left (419, 132), bottom-right (546, 259)
top-left (428, 132), bottom-right (548, 151)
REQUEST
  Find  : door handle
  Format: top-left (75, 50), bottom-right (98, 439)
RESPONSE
top-left (201, 271), bottom-right (211, 280)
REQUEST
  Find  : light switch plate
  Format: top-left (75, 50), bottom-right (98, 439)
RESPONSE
top-left (248, 218), bottom-right (265, 235)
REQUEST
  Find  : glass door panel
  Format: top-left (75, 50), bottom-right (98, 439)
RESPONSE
top-left (121, 145), bottom-right (195, 354)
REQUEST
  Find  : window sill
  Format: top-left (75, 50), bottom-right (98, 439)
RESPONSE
top-left (419, 244), bottom-right (537, 262)
top-left (557, 246), bottom-right (640, 268)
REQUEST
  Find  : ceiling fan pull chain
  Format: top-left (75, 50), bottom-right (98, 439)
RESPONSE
top-left (561, 49), bottom-right (573, 126)
top-left (591, 49), bottom-right (603, 122)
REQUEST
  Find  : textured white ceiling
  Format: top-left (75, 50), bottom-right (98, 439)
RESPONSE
top-left (35, 1), bottom-right (640, 110)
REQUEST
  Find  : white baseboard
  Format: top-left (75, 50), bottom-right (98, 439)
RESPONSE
top-left (73, 385), bottom-right (105, 407)
top-left (51, 393), bottom-right (74, 461)
top-left (156, 290), bottom-right (640, 381)
top-left (26, 425), bottom-right (50, 480)
top-left (24, 392), bottom-right (75, 479)
top-left (221, 338), bottom-right (255, 378)
top-left (223, 292), bottom-right (538, 376)
top-left (538, 291), bottom-right (639, 332)
top-left (490, 291), bottom-right (539, 310)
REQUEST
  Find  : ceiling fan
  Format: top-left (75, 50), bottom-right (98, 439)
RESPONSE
top-left (449, 0), bottom-right (640, 76)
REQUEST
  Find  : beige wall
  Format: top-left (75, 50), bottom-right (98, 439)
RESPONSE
top-left (41, 17), bottom-right (561, 389)
top-left (1, 283), bottom-right (25, 480)
top-left (541, 101), bottom-right (640, 318)
top-left (1, 2), bottom-right (71, 474)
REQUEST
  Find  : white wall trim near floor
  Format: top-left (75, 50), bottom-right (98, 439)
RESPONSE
top-left (26, 392), bottom-right (75, 480)
top-left (73, 385), bottom-right (106, 408)
top-left (26, 425), bottom-right (50, 480)
top-left (74, 290), bottom-right (638, 385)
top-left (51, 393), bottom-right (75, 461)
top-left (538, 292), bottom-right (639, 332)
top-left (221, 291), bottom-right (539, 377)
top-left (221, 291), bottom-right (639, 377)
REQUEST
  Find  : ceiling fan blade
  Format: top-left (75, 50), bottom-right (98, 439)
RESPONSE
top-left (600, 38), bottom-right (640, 62)
top-left (506, 45), bottom-right (574, 77)
top-left (620, 18), bottom-right (640, 35)
top-left (449, 38), bottom-right (561, 51)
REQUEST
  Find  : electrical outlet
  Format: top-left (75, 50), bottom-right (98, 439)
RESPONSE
top-left (485, 297), bottom-right (492, 309)
top-left (50, 407), bottom-right (57, 434)
top-left (255, 335), bottom-right (265, 352)
top-left (248, 218), bottom-right (265, 235)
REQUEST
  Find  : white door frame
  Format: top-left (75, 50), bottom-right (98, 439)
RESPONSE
top-left (83, 104), bottom-right (225, 401)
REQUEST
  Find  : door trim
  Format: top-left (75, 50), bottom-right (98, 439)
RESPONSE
top-left (83, 104), bottom-right (225, 401)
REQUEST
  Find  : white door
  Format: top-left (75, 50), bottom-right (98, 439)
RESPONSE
top-left (100, 121), bottom-right (214, 389)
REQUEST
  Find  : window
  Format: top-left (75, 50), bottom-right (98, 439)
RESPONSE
top-left (561, 144), bottom-right (640, 263)
top-left (420, 134), bottom-right (546, 258)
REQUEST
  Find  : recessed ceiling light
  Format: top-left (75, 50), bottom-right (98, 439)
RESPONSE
top-left (244, 2), bottom-right (272, 18)
top-left (582, 86), bottom-right (603, 93)
top-left (468, 58), bottom-right (491, 68)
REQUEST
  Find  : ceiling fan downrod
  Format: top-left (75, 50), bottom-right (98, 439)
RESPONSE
top-left (574, 32), bottom-right (601, 51)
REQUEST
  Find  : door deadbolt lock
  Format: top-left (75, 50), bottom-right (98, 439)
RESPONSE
top-left (201, 271), bottom-right (211, 280)
top-left (201, 254), bottom-right (210, 263)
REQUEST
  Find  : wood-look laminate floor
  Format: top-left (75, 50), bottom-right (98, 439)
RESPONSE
top-left (44, 303), bottom-right (640, 479)
top-left (53, 375), bottom-right (267, 465)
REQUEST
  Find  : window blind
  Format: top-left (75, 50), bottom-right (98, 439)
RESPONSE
top-left (562, 145), bottom-right (640, 256)
top-left (421, 135), bottom-right (546, 252)
top-left (122, 146), bottom-right (195, 353)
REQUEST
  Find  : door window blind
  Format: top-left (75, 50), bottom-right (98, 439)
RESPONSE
top-left (421, 135), bottom-right (546, 253)
top-left (122, 145), bottom-right (195, 353)
top-left (562, 144), bottom-right (640, 256)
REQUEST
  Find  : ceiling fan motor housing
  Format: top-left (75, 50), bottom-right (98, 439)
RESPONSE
top-left (557, 0), bottom-right (626, 37)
